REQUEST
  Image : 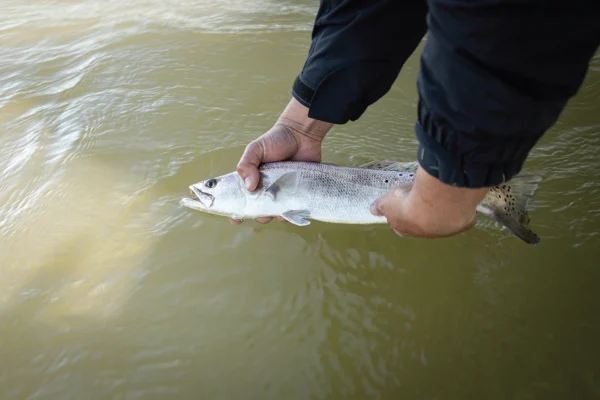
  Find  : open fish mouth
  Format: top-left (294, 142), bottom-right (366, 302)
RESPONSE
top-left (189, 185), bottom-right (214, 208)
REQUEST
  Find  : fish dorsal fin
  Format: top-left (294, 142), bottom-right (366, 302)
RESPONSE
top-left (358, 160), bottom-right (419, 172)
top-left (264, 171), bottom-right (298, 200)
top-left (281, 209), bottom-right (311, 226)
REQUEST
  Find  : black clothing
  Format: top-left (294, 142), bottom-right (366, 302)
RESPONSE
top-left (291, 0), bottom-right (600, 187)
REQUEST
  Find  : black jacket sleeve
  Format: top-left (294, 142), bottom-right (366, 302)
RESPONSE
top-left (415, 0), bottom-right (600, 187)
top-left (294, 0), bottom-right (599, 189)
top-left (291, 0), bottom-right (428, 124)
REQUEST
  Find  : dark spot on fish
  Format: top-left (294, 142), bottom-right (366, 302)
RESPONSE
top-left (502, 185), bottom-right (506, 189)
top-left (385, 179), bottom-right (389, 183)
top-left (498, 195), bottom-right (501, 199)
top-left (398, 173), bottom-right (403, 177)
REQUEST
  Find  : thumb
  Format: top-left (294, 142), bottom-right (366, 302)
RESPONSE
top-left (370, 186), bottom-right (410, 216)
top-left (370, 192), bottom-right (390, 216)
top-left (237, 140), bottom-right (263, 191)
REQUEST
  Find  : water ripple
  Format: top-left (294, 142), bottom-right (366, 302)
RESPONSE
top-left (1, 1), bottom-right (600, 399)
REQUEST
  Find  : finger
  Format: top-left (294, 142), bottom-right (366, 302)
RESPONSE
top-left (276, 216), bottom-right (286, 222)
top-left (236, 141), bottom-right (263, 191)
top-left (256, 217), bottom-right (273, 224)
top-left (228, 218), bottom-right (244, 225)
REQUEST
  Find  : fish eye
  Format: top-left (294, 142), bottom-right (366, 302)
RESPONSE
top-left (205, 179), bottom-right (218, 188)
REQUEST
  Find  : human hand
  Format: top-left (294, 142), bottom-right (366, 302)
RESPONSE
top-left (230, 98), bottom-right (333, 225)
top-left (370, 166), bottom-right (489, 238)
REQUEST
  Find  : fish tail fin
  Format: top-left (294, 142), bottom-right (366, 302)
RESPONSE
top-left (479, 175), bottom-right (543, 244)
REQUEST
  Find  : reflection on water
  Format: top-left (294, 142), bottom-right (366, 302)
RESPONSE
top-left (0, 159), bottom-right (158, 321)
top-left (1, 0), bottom-right (600, 399)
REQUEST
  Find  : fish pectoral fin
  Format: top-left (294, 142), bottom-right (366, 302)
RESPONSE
top-left (265, 171), bottom-right (299, 200)
top-left (358, 160), bottom-right (419, 172)
top-left (281, 209), bottom-right (311, 226)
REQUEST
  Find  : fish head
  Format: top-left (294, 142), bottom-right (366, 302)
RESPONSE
top-left (186, 172), bottom-right (247, 217)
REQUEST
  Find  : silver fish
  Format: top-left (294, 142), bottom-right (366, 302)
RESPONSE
top-left (180, 160), bottom-right (542, 244)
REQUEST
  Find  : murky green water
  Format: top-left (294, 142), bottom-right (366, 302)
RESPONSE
top-left (1, 1), bottom-right (599, 399)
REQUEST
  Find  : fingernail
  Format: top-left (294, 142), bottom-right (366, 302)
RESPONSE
top-left (392, 228), bottom-right (404, 237)
top-left (244, 177), bottom-right (253, 190)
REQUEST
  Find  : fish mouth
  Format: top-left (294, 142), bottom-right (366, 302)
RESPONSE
top-left (189, 185), bottom-right (214, 208)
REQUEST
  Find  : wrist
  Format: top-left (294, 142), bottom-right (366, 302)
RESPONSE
top-left (406, 167), bottom-right (487, 235)
top-left (276, 98), bottom-right (333, 142)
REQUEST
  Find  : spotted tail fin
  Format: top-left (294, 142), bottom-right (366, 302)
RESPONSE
top-left (478, 175), bottom-right (543, 244)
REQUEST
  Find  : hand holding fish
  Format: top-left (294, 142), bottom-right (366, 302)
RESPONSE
top-left (231, 98), bottom-right (333, 225)
top-left (370, 167), bottom-right (489, 239)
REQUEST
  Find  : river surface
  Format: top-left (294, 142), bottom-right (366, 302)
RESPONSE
top-left (1, 1), bottom-right (599, 399)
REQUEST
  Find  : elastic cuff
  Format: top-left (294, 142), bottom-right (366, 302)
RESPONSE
top-left (291, 75), bottom-right (314, 109)
top-left (415, 99), bottom-right (539, 188)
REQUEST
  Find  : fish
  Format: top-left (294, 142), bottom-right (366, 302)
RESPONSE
top-left (180, 160), bottom-right (542, 244)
